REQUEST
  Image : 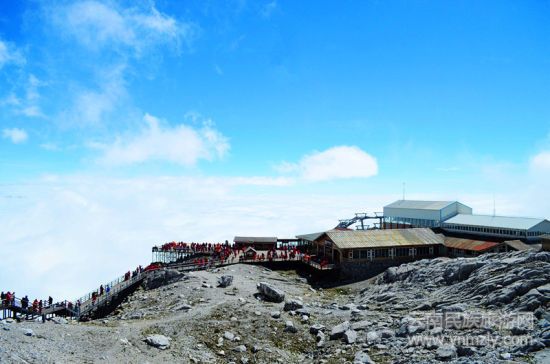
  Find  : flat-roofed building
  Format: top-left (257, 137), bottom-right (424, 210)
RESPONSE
top-left (442, 214), bottom-right (550, 241)
top-left (384, 200), bottom-right (472, 228)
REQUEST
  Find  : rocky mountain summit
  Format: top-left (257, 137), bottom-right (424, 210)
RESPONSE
top-left (1, 251), bottom-right (549, 363)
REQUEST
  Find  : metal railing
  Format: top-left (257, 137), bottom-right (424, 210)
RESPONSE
top-left (75, 271), bottom-right (146, 316)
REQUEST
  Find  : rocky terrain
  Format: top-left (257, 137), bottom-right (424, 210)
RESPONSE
top-left (1, 250), bottom-right (549, 363)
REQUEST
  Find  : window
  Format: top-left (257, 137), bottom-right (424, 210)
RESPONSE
top-left (367, 250), bottom-right (374, 261)
top-left (360, 250), bottom-right (368, 259)
top-left (353, 250), bottom-right (360, 259)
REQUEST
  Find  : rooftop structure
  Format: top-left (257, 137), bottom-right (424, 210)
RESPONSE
top-left (310, 228), bottom-right (443, 265)
top-left (442, 214), bottom-right (550, 241)
top-left (383, 199), bottom-right (472, 228)
top-left (323, 228), bottom-right (443, 249)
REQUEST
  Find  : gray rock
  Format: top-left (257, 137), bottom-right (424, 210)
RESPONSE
top-left (224, 331), bottom-right (235, 341)
top-left (353, 351), bottom-right (376, 364)
top-left (456, 346), bottom-right (476, 356)
top-left (316, 331), bottom-right (326, 348)
top-left (270, 311), bottom-right (281, 319)
top-left (341, 303), bottom-right (355, 311)
top-left (22, 329), bottom-right (33, 336)
top-left (366, 331), bottom-right (380, 343)
top-left (252, 345), bottom-right (261, 353)
top-left (233, 345), bottom-right (247, 353)
top-left (344, 329), bottom-right (357, 344)
top-left (176, 303), bottom-right (192, 311)
top-left (310, 324), bottom-right (326, 335)
top-left (51, 317), bottom-right (68, 324)
top-left (295, 308), bottom-right (310, 316)
top-left (257, 282), bottom-right (285, 303)
top-left (218, 275), bottom-right (233, 288)
top-left (284, 299), bottom-right (303, 311)
top-left (351, 320), bottom-right (371, 331)
top-left (284, 320), bottom-right (298, 333)
top-left (436, 344), bottom-right (457, 361)
top-left (499, 353), bottom-right (511, 360)
top-left (330, 321), bottom-right (351, 340)
top-left (144, 269), bottom-right (184, 290)
top-left (380, 329), bottom-right (394, 338)
top-left (145, 334), bottom-right (171, 350)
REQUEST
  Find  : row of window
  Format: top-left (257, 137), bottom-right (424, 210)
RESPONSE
top-left (443, 224), bottom-right (527, 237)
top-left (349, 246), bottom-right (435, 260)
top-left (386, 217), bottom-right (439, 228)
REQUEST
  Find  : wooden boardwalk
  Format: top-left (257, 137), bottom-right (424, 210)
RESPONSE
top-left (3, 249), bottom-right (334, 322)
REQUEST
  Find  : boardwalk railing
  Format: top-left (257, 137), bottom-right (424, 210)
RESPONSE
top-left (75, 271), bottom-right (146, 317)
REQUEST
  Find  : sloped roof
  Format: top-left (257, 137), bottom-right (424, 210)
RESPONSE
top-left (296, 232), bottom-right (325, 242)
top-left (385, 200), bottom-right (457, 211)
top-left (503, 240), bottom-right (536, 251)
top-left (443, 237), bottom-right (500, 252)
top-left (444, 214), bottom-right (548, 230)
top-left (234, 236), bottom-right (277, 243)
top-left (322, 228), bottom-right (443, 249)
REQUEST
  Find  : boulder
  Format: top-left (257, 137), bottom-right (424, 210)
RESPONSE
top-left (316, 331), bottom-right (326, 348)
top-left (344, 329), bottom-right (357, 344)
top-left (270, 311), bottom-right (281, 319)
top-left (284, 299), bottom-right (303, 311)
top-left (330, 321), bottom-right (350, 340)
top-left (257, 282), bottom-right (285, 303)
top-left (145, 334), bottom-right (171, 350)
top-left (351, 320), bottom-right (371, 331)
top-left (354, 351), bottom-right (376, 364)
top-left (233, 345), bottom-right (247, 353)
top-left (436, 344), bottom-right (457, 361)
top-left (218, 275), bottom-right (233, 288)
top-left (144, 269), bottom-right (184, 290)
top-left (284, 321), bottom-right (297, 333)
top-left (310, 324), bottom-right (326, 335)
top-left (224, 331), bottom-right (235, 341)
top-left (295, 308), bottom-right (310, 316)
top-left (366, 331), bottom-right (380, 343)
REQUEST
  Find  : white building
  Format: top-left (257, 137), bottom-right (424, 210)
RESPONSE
top-left (442, 214), bottom-right (550, 241)
top-left (383, 200), bottom-right (473, 228)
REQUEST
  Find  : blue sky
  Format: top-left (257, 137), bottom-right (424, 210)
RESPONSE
top-left (1, 0), bottom-right (550, 298)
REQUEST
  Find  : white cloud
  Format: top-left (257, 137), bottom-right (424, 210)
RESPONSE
top-left (0, 39), bottom-right (25, 69)
top-left (277, 146), bottom-right (378, 182)
top-left (53, 1), bottom-right (196, 54)
top-left (95, 113), bottom-right (229, 166)
top-left (0, 174), bottom-right (390, 299)
top-left (530, 151), bottom-right (550, 171)
top-left (62, 64), bottom-right (126, 127)
top-left (2, 128), bottom-right (28, 144)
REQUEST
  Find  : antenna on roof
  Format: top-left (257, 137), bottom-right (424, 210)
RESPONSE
top-left (493, 194), bottom-right (496, 217)
top-left (402, 182), bottom-right (406, 200)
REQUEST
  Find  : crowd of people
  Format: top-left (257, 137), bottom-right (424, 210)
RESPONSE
top-left (89, 265), bottom-right (143, 306)
top-left (157, 241), bottom-right (231, 253)
top-left (0, 291), bottom-right (79, 315)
